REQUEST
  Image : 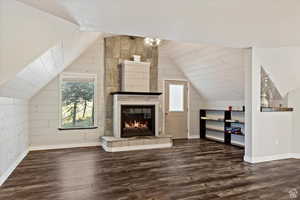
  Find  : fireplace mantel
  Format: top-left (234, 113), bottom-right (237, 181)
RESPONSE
top-left (111, 91), bottom-right (162, 96)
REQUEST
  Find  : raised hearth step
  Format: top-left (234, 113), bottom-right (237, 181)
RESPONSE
top-left (100, 136), bottom-right (173, 152)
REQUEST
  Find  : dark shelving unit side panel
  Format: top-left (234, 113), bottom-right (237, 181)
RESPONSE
top-left (224, 111), bottom-right (231, 145)
top-left (199, 110), bottom-right (206, 139)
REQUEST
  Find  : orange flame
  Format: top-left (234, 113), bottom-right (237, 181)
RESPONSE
top-left (125, 121), bottom-right (148, 129)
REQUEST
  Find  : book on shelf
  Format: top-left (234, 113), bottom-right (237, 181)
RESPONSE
top-left (225, 127), bottom-right (243, 135)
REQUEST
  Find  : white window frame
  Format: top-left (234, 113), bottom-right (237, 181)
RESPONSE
top-left (59, 72), bottom-right (98, 130)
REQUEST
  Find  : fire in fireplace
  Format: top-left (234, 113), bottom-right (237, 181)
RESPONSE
top-left (121, 105), bottom-right (155, 138)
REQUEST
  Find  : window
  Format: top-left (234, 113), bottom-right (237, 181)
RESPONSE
top-left (169, 84), bottom-right (184, 112)
top-left (60, 73), bottom-right (97, 129)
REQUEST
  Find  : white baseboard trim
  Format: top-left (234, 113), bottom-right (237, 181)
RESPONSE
top-left (290, 153), bottom-right (300, 159)
top-left (0, 149), bottom-right (29, 186)
top-left (29, 142), bottom-right (101, 151)
top-left (102, 143), bottom-right (172, 152)
top-left (188, 135), bottom-right (200, 139)
top-left (244, 153), bottom-right (293, 163)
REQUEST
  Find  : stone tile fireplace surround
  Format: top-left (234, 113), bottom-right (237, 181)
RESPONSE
top-left (104, 36), bottom-right (158, 136)
top-left (101, 36), bottom-right (172, 152)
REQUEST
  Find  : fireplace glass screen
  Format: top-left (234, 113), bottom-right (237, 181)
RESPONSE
top-left (121, 105), bottom-right (155, 138)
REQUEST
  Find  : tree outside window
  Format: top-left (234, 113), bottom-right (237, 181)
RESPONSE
top-left (60, 74), bottom-right (96, 128)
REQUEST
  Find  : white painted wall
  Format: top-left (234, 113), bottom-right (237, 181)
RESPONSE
top-left (29, 38), bottom-right (104, 149)
top-left (288, 89), bottom-right (300, 156)
top-left (0, 97), bottom-right (28, 185)
top-left (255, 46), bottom-right (300, 161)
top-left (202, 100), bottom-right (244, 111)
top-left (244, 48), bottom-right (253, 159)
top-left (254, 47), bottom-right (300, 97)
top-left (0, 0), bottom-right (78, 86)
top-left (158, 54), bottom-right (204, 138)
top-left (245, 48), bottom-right (293, 163)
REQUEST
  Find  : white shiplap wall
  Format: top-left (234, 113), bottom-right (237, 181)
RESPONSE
top-left (0, 97), bottom-right (28, 185)
top-left (160, 41), bottom-right (245, 108)
top-left (29, 38), bottom-right (104, 149)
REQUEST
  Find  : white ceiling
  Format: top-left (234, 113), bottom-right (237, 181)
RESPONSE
top-left (160, 42), bottom-right (245, 101)
top-left (16, 0), bottom-right (77, 24)
top-left (0, 0), bottom-right (78, 86)
top-left (18, 0), bottom-right (300, 48)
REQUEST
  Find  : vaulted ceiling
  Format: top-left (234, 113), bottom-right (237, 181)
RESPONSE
top-left (0, 1), bottom-right (101, 99)
top-left (160, 42), bottom-right (245, 101)
top-left (0, 31), bottom-right (101, 99)
top-left (18, 0), bottom-right (300, 47)
top-left (4, 0), bottom-right (300, 102)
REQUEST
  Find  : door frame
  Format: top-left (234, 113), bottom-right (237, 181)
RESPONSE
top-left (163, 79), bottom-right (190, 138)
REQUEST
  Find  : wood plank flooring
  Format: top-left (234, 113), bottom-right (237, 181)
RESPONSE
top-left (1, 139), bottom-right (300, 200)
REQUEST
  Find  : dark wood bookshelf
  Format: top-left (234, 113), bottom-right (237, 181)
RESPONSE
top-left (199, 109), bottom-right (245, 147)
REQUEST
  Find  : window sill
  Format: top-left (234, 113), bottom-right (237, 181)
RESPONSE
top-left (58, 127), bottom-right (98, 131)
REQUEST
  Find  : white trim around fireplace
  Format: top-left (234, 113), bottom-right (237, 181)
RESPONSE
top-left (113, 94), bottom-right (160, 138)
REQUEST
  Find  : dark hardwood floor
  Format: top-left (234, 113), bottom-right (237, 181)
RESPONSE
top-left (1, 139), bottom-right (300, 200)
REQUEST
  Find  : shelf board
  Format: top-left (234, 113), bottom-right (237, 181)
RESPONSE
top-left (261, 107), bottom-right (293, 112)
top-left (206, 127), bottom-right (224, 132)
top-left (203, 109), bottom-right (244, 112)
top-left (111, 91), bottom-right (162, 96)
top-left (201, 117), bottom-right (224, 122)
top-left (225, 120), bottom-right (245, 124)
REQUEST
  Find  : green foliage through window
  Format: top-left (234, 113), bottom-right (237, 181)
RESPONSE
top-left (61, 81), bottom-right (95, 128)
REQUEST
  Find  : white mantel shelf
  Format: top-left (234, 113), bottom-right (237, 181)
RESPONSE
top-left (123, 60), bottom-right (150, 65)
top-left (111, 91), bottom-right (162, 96)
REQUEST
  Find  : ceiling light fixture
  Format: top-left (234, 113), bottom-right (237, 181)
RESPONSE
top-left (144, 37), bottom-right (161, 46)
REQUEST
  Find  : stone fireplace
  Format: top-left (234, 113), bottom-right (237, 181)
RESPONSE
top-left (101, 35), bottom-right (172, 152)
top-left (104, 36), bottom-right (158, 136)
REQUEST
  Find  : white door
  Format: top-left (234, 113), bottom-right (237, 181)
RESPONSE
top-left (164, 80), bottom-right (188, 139)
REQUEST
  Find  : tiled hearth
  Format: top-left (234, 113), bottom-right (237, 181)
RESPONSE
top-left (101, 136), bottom-right (172, 152)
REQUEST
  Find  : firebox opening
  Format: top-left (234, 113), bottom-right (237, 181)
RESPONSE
top-left (121, 105), bottom-right (155, 138)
